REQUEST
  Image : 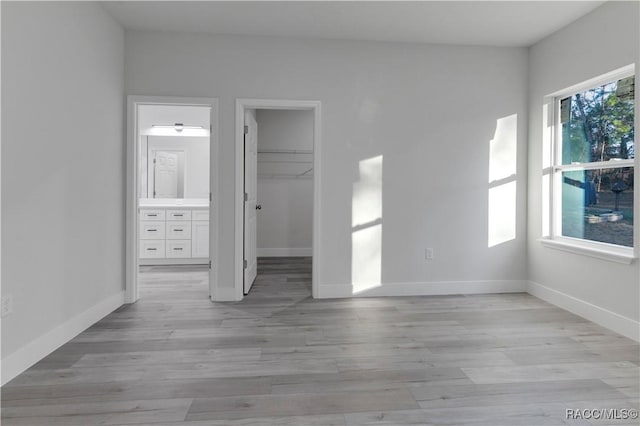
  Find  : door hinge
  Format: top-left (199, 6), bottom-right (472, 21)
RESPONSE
top-left (243, 259), bottom-right (248, 269)
top-left (209, 260), bottom-right (212, 269)
top-left (153, 159), bottom-right (156, 164)
top-left (210, 124), bottom-right (213, 132)
top-left (244, 125), bottom-right (249, 134)
top-left (209, 192), bottom-right (212, 202)
top-left (244, 192), bottom-right (248, 202)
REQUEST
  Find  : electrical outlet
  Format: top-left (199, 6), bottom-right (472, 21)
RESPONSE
top-left (425, 248), bottom-right (434, 260)
top-left (1, 295), bottom-right (13, 317)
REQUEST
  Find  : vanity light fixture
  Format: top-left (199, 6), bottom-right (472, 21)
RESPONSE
top-left (148, 123), bottom-right (210, 137)
top-left (151, 123), bottom-right (205, 132)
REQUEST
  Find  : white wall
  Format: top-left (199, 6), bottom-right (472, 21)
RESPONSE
top-left (125, 32), bottom-right (529, 297)
top-left (1, 2), bottom-right (125, 382)
top-left (527, 1), bottom-right (640, 337)
top-left (256, 109), bottom-right (313, 256)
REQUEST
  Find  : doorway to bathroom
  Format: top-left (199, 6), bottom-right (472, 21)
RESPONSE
top-left (126, 96), bottom-right (219, 304)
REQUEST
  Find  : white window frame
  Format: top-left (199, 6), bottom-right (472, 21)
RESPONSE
top-left (541, 65), bottom-right (636, 264)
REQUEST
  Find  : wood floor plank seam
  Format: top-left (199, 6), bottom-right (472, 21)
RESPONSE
top-left (1, 257), bottom-right (638, 426)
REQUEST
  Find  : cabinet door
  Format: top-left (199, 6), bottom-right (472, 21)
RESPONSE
top-left (191, 220), bottom-right (209, 258)
top-left (192, 209), bottom-right (209, 221)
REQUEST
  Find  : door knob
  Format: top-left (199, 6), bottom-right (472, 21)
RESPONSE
top-left (256, 204), bottom-right (262, 210)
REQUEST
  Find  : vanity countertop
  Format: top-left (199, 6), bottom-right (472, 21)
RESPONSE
top-left (139, 199), bottom-right (209, 209)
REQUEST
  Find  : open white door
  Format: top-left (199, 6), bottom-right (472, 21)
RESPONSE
top-left (154, 151), bottom-right (179, 198)
top-left (243, 111), bottom-right (258, 294)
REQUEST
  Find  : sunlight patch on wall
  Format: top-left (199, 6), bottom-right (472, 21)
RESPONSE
top-left (488, 181), bottom-right (517, 247)
top-left (352, 223), bottom-right (383, 294)
top-left (352, 156), bottom-right (383, 227)
top-left (489, 115), bottom-right (517, 182)
top-left (488, 114), bottom-right (518, 248)
top-left (352, 155), bottom-right (383, 294)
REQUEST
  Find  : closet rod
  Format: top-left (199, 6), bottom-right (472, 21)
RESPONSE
top-left (258, 160), bottom-right (313, 164)
top-left (257, 149), bottom-right (313, 154)
top-left (258, 174), bottom-right (313, 180)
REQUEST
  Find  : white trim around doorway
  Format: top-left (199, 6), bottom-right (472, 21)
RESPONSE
top-left (233, 99), bottom-right (322, 301)
top-left (126, 95), bottom-right (219, 304)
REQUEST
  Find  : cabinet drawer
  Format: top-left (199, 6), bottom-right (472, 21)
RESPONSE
top-left (139, 221), bottom-right (166, 239)
top-left (166, 210), bottom-right (191, 221)
top-left (166, 221), bottom-right (192, 239)
top-left (139, 240), bottom-right (165, 258)
top-left (166, 240), bottom-right (191, 258)
top-left (192, 210), bottom-right (209, 221)
top-left (140, 209), bottom-right (165, 221)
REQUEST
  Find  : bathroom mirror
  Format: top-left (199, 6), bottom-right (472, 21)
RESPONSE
top-left (139, 135), bottom-right (210, 200)
top-left (149, 150), bottom-right (185, 198)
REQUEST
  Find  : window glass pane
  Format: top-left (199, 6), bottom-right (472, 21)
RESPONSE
top-left (561, 167), bottom-right (634, 247)
top-left (560, 76), bottom-right (635, 165)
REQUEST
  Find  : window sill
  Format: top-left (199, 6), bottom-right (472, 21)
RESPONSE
top-left (538, 238), bottom-right (635, 265)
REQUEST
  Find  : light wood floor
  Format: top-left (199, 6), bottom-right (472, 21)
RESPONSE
top-left (2, 257), bottom-right (639, 425)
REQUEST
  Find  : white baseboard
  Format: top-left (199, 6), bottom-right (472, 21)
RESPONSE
top-left (257, 248), bottom-right (312, 257)
top-left (214, 286), bottom-right (239, 302)
top-left (527, 281), bottom-right (639, 342)
top-left (317, 280), bottom-right (527, 299)
top-left (1, 291), bottom-right (125, 386)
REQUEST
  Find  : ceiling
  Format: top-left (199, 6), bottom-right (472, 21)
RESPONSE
top-left (101, 1), bottom-right (607, 48)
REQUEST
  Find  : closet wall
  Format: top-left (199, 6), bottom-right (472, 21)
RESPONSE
top-left (256, 110), bottom-right (314, 257)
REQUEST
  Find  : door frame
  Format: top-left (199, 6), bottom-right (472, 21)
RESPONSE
top-left (234, 99), bottom-right (322, 301)
top-left (243, 110), bottom-right (259, 295)
top-left (126, 95), bottom-right (219, 303)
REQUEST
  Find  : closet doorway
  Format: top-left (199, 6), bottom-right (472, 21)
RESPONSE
top-left (126, 96), bottom-right (219, 304)
top-left (235, 100), bottom-right (322, 300)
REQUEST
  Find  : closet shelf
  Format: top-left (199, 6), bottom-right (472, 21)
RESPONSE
top-left (258, 149), bottom-right (313, 154)
top-left (258, 167), bottom-right (313, 179)
top-left (257, 148), bottom-right (313, 179)
top-left (258, 160), bottom-right (312, 164)
top-left (258, 173), bottom-right (313, 180)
